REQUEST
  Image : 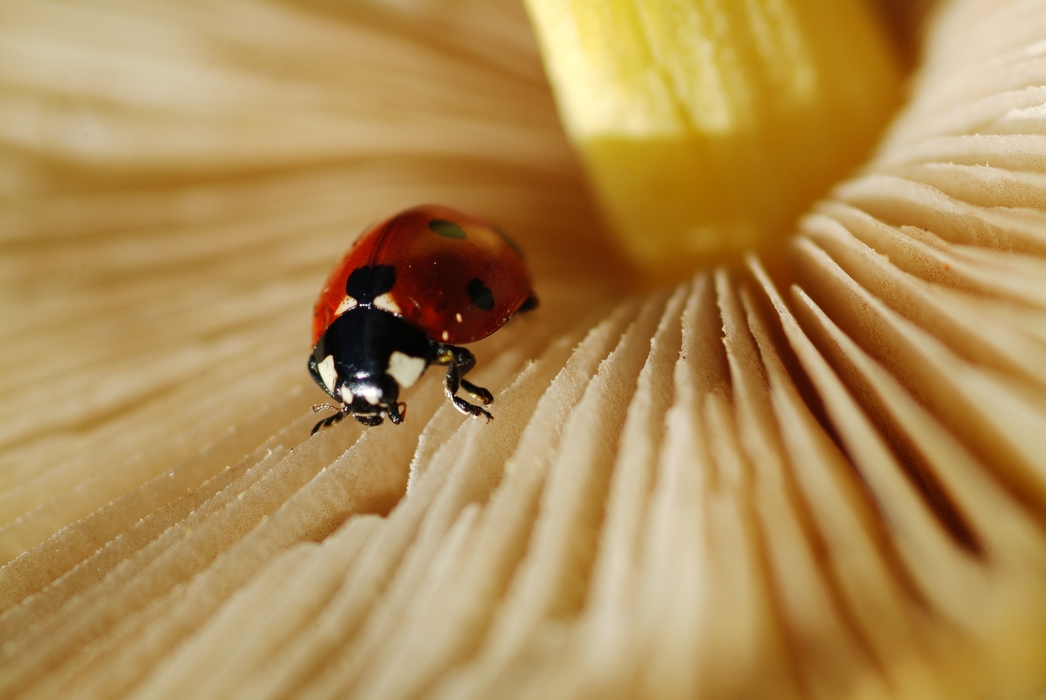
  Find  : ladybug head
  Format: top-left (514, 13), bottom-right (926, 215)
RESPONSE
top-left (308, 351), bottom-right (409, 428)
top-left (341, 372), bottom-right (404, 426)
top-left (308, 307), bottom-right (434, 430)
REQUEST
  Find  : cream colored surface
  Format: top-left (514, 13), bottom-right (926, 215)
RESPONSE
top-left (2, 1), bottom-right (1046, 699)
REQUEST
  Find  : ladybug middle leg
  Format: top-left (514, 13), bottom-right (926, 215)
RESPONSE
top-left (437, 346), bottom-right (493, 421)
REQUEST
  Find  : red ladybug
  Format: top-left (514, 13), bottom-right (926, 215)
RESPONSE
top-left (308, 205), bottom-right (538, 433)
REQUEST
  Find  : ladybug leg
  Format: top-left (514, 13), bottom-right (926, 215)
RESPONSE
top-left (386, 401), bottom-right (406, 424)
top-left (460, 379), bottom-right (493, 405)
top-left (517, 295), bottom-right (539, 313)
top-left (439, 346), bottom-right (493, 421)
top-left (448, 346), bottom-right (494, 404)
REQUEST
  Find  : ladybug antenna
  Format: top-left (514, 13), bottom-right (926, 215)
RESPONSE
top-left (311, 403), bottom-right (350, 435)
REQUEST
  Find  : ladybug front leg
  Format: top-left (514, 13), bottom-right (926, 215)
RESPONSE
top-left (439, 346), bottom-right (493, 421)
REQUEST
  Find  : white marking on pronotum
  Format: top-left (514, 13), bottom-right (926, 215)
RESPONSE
top-left (336, 296), bottom-right (358, 315)
top-left (442, 330), bottom-right (449, 341)
top-left (455, 313), bottom-right (463, 322)
top-left (387, 351), bottom-right (427, 388)
top-left (317, 355), bottom-right (338, 393)
top-left (374, 292), bottom-right (401, 315)
top-left (339, 385), bottom-right (354, 403)
top-left (359, 385), bottom-right (382, 405)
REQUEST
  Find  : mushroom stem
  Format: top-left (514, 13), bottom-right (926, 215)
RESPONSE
top-left (524, 0), bottom-right (904, 281)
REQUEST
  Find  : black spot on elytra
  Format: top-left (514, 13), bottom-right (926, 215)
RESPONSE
top-left (429, 219), bottom-right (467, 239)
top-left (346, 265), bottom-right (395, 304)
top-left (467, 278), bottom-right (494, 311)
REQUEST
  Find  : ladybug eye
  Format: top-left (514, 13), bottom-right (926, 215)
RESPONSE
top-left (466, 278), bottom-right (494, 311)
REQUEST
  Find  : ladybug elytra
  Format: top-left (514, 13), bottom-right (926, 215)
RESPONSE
top-left (308, 205), bottom-right (537, 433)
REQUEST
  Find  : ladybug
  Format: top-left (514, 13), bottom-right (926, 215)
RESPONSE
top-left (308, 205), bottom-right (538, 434)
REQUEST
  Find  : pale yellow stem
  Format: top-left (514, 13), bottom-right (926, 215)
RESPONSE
top-left (525, 0), bottom-right (903, 281)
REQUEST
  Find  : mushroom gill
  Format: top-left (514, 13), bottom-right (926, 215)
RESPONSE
top-left (2, 1), bottom-right (1046, 700)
